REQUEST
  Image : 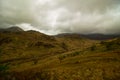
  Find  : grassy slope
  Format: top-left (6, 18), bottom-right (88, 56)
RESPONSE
top-left (0, 31), bottom-right (120, 80)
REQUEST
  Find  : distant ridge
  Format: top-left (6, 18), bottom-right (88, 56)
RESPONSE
top-left (80, 33), bottom-right (120, 40)
top-left (56, 33), bottom-right (120, 40)
top-left (0, 26), bottom-right (24, 32)
top-left (1, 26), bottom-right (120, 40)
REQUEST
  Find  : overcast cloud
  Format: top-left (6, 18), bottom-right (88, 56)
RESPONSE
top-left (0, 0), bottom-right (120, 35)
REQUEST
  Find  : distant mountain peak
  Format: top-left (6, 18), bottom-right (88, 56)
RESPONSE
top-left (7, 26), bottom-right (24, 32)
top-left (0, 26), bottom-right (24, 32)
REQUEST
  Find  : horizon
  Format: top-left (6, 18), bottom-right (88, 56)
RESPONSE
top-left (1, 26), bottom-right (120, 36)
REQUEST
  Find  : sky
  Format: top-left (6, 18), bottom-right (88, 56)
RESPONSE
top-left (0, 0), bottom-right (120, 35)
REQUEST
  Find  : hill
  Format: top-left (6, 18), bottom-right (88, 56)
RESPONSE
top-left (0, 26), bottom-right (24, 32)
top-left (0, 28), bottom-right (120, 80)
top-left (0, 28), bottom-right (95, 65)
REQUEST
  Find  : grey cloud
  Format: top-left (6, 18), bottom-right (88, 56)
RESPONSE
top-left (57, 0), bottom-right (120, 13)
top-left (0, 0), bottom-right (120, 35)
top-left (0, 0), bottom-right (37, 27)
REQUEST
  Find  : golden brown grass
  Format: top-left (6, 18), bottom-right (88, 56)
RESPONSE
top-left (0, 31), bottom-right (120, 80)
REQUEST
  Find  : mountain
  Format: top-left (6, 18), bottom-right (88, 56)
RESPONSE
top-left (0, 30), bottom-right (94, 59)
top-left (0, 30), bottom-right (120, 80)
top-left (56, 33), bottom-right (120, 40)
top-left (0, 26), bottom-right (24, 32)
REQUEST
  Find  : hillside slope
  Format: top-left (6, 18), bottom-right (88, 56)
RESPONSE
top-left (0, 30), bottom-right (120, 80)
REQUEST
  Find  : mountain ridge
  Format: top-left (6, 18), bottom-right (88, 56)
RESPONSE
top-left (56, 33), bottom-right (120, 40)
top-left (1, 26), bottom-right (120, 40)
